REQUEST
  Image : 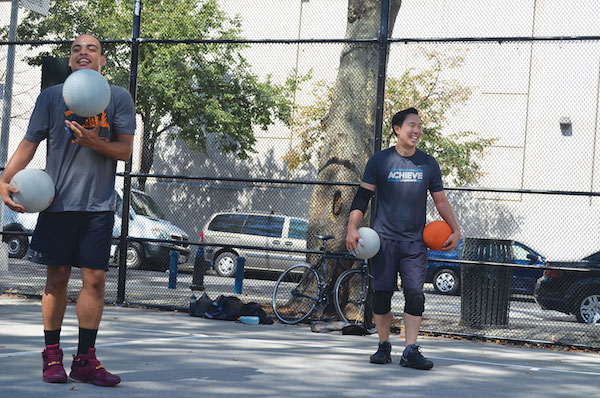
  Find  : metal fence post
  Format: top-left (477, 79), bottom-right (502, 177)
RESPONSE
top-left (116, 0), bottom-right (143, 304)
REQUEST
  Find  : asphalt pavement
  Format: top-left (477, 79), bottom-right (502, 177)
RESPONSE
top-left (4, 259), bottom-right (594, 348)
top-left (1, 295), bottom-right (600, 398)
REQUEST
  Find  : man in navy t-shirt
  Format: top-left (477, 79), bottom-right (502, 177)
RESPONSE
top-left (346, 108), bottom-right (460, 370)
top-left (0, 34), bottom-right (135, 386)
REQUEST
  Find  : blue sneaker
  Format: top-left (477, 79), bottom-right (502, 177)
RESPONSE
top-left (400, 344), bottom-right (433, 370)
top-left (369, 341), bottom-right (392, 364)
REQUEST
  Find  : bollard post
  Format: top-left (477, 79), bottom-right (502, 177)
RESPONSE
top-left (233, 256), bottom-right (245, 294)
top-left (189, 293), bottom-right (197, 316)
top-left (168, 250), bottom-right (179, 289)
top-left (191, 246), bottom-right (207, 291)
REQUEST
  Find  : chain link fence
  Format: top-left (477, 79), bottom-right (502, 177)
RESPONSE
top-left (1, 1), bottom-right (600, 348)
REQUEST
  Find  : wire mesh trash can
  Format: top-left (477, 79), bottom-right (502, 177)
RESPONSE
top-left (460, 238), bottom-right (514, 328)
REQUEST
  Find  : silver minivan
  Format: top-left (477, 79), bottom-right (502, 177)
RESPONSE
top-left (202, 211), bottom-right (308, 277)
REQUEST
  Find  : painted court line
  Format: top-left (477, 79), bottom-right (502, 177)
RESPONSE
top-left (3, 325), bottom-right (599, 377)
top-left (428, 356), bottom-right (600, 376)
top-left (0, 333), bottom-right (208, 358)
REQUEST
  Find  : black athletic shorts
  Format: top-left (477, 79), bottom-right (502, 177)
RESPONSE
top-left (370, 237), bottom-right (428, 291)
top-left (28, 211), bottom-right (114, 270)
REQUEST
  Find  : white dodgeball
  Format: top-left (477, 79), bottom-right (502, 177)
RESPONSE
top-left (62, 69), bottom-right (111, 117)
top-left (10, 169), bottom-right (55, 213)
top-left (353, 227), bottom-right (381, 260)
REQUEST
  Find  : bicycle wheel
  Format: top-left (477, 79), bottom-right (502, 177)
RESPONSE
top-left (272, 263), bottom-right (320, 324)
top-left (334, 268), bottom-right (371, 324)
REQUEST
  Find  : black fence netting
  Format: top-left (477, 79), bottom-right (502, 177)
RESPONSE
top-left (1, 0), bottom-right (600, 349)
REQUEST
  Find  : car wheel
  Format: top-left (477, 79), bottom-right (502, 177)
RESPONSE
top-left (214, 252), bottom-right (237, 277)
top-left (432, 268), bottom-right (460, 295)
top-left (3, 234), bottom-right (28, 258)
top-left (575, 291), bottom-right (600, 324)
top-left (114, 242), bottom-right (144, 269)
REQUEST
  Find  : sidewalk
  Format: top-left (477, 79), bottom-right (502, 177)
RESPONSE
top-left (1, 295), bottom-right (599, 398)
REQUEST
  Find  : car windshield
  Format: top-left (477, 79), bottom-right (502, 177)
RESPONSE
top-left (288, 219), bottom-right (308, 239)
top-left (130, 191), bottom-right (165, 220)
top-left (582, 250), bottom-right (600, 262)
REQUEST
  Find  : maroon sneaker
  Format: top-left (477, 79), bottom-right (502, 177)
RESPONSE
top-left (69, 348), bottom-right (121, 387)
top-left (42, 344), bottom-right (67, 383)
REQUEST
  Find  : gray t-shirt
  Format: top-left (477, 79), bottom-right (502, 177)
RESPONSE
top-left (362, 147), bottom-right (444, 241)
top-left (24, 84), bottom-right (136, 212)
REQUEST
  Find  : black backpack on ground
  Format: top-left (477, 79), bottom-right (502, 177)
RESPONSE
top-left (190, 293), bottom-right (244, 321)
top-left (213, 295), bottom-right (244, 321)
top-left (189, 292), bottom-right (215, 317)
top-left (240, 302), bottom-right (274, 325)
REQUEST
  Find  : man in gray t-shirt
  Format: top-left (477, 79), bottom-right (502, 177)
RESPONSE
top-left (0, 34), bottom-right (134, 386)
top-left (25, 79), bottom-right (135, 212)
top-left (346, 108), bottom-right (460, 370)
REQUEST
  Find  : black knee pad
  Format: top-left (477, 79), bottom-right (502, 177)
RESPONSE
top-left (403, 288), bottom-right (425, 316)
top-left (372, 290), bottom-right (394, 315)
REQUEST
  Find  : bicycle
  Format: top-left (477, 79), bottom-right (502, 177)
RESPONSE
top-left (272, 234), bottom-right (372, 325)
top-left (334, 257), bottom-right (372, 325)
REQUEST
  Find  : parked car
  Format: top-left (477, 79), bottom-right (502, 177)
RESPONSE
top-left (2, 206), bottom-right (38, 258)
top-left (534, 251), bottom-right (600, 324)
top-left (426, 239), bottom-right (546, 295)
top-left (111, 188), bottom-right (190, 271)
top-left (1, 189), bottom-right (189, 271)
top-left (202, 210), bottom-right (308, 277)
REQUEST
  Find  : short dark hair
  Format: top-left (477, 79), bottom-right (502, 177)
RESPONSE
top-left (70, 34), bottom-right (103, 55)
top-left (391, 108), bottom-right (419, 130)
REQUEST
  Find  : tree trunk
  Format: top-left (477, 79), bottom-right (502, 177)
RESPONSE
top-left (306, 0), bottom-right (402, 316)
top-left (308, 0), bottom-right (401, 253)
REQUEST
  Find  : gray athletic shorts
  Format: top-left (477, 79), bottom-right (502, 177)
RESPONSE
top-left (371, 237), bottom-right (428, 291)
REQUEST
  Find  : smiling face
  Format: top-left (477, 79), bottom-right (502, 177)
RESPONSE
top-left (68, 34), bottom-right (106, 72)
top-left (394, 113), bottom-right (423, 155)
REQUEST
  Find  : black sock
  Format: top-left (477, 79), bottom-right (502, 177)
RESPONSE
top-left (44, 329), bottom-right (61, 347)
top-left (77, 327), bottom-right (98, 355)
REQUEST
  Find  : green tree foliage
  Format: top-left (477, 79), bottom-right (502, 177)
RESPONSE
top-left (285, 49), bottom-right (496, 186)
top-left (7, 0), bottom-right (297, 188)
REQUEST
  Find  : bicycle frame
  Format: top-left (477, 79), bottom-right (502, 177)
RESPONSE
top-left (273, 234), bottom-right (371, 325)
top-left (311, 238), bottom-right (338, 308)
top-left (273, 235), bottom-right (347, 324)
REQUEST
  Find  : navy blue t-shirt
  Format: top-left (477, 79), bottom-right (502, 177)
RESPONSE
top-left (362, 147), bottom-right (444, 241)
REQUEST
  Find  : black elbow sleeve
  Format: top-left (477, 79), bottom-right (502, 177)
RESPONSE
top-left (350, 186), bottom-right (374, 213)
